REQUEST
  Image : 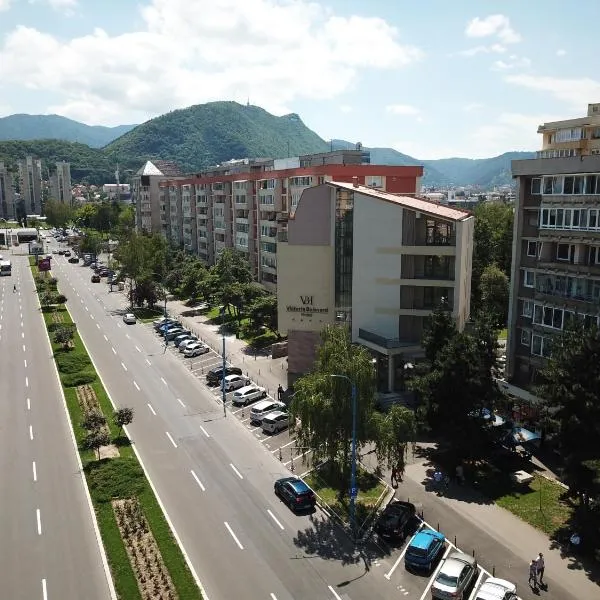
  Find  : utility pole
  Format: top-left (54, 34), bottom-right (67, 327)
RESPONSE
top-left (221, 306), bottom-right (227, 418)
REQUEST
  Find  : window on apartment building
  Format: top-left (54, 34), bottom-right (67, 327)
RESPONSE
top-left (530, 178), bottom-right (541, 194)
top-left (522, 300), bottom-right (533, 317)
top-left (234, 194), bottom-right (247, 204)
top-left (526, 241), bottom-right (537, 257)
top-left (236, 235), bottom-right (248, 248)
top-left (366, 176), bottom-right (383, 187)
top-left (543, 176), bottom-right (563, 194)
top-left (589, 209), bottom-right (599, 228)
top-left (524, 270), bottom-right (535, 288)
top-left (520, 330), bottom-right (531, 346)
top-left (260, 241), bottom-right (277, 254)
top-left (291, 193), bottom-right (301, 208)
top-left (589, 246), bottom-right (600, 265)
top-left (556, 243), bottom-right (572, 261)
top-left (261, 194), bottom-right (274, 205)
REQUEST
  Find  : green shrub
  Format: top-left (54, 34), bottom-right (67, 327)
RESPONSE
top-left (85, 457), bottom-right (146, 503)
top-left (55, 294), bottom-right (67, 304)
top-left (62, 370), bottom-right (97, 387)
top-left (55, 350), bottom-right (91, 374)
top-left (47, 322), bottom-right (63, 333)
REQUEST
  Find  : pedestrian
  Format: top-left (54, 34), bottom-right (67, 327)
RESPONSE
top-left (391, 466), bottom-right (397, 487)
top-left (13, 283), bottom-right (16, 293)
top-left (277, 384), bottom-right (284, 401)
top-left (536, 552), bottom-right (545, 584)
top-left (528, 559), bottom-right (538, 588)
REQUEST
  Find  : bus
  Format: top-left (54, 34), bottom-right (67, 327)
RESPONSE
top-left (0, 260), bottom-right (12, 276)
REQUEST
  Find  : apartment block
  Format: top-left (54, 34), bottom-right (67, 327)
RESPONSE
top-left (0, 162), bottom-right (16, 220)
top-left (277, 181), bottom-right (474, 389)
top-left (18, 156), bottom-right (43, 215)
top-left (155, 150), bottom-right (423, 292)
top-left (508, 104), bottom-right (600, 390)
top-left (49, 161), bottom-right (72, 205)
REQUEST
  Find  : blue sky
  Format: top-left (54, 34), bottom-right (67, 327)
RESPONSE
top-left (0, 0), bottom-right (599, 159)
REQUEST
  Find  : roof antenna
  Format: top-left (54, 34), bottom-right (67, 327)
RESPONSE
top-left (246, 97), bottom-right (250, 107)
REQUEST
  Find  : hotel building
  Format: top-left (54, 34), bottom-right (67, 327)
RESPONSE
top-left (507, 103), bottom-right (600, 391)
top-left (154, 150), bottom-right (423, 292)
top-left (277, 180), bottom-right (474, 389)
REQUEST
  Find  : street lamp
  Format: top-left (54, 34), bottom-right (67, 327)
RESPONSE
top-left (330, 373), bottom-right (358, 540)
top-left (221, 306), bottom-right (227, 418)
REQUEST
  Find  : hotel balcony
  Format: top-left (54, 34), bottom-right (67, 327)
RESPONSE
top-left (358, 328), bottom-right (417, 350)
top-left (400, 255), bottom-right (455, 281)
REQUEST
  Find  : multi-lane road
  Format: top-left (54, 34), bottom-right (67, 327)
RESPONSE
top-left (0, 253), bottom-right (113, 600)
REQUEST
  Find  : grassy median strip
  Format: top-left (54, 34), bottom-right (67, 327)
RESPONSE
top-left (31, 259), bottom-right (202, 600)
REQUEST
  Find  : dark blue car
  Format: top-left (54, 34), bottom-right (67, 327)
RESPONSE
top-left (405, 528), bottom-right (445, 571)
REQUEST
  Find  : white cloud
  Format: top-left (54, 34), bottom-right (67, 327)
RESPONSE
top-left (0, 0), bottom-right (11, 11)
top-left (556, 49), bottom-right (567, 57)
top-left (492, 55), bottom-right (531, 71)
top-left (465, 14), bottom-right (521, 44)
top-left (339, 105), bottom-right (353, 114)
top-left (463, 102), bottom-right (484, 112)
top-left (386, 104), bottom-right (420, 116)
top-left (0, 0), bottom-right (422, 125)
top-left (505, 74), bottom-right (600, 109)
top-left (457, 43), bottom-right (506, 57)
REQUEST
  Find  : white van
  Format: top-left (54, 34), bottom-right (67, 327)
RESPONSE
top-left (250, 400), bottom-right (285, 424)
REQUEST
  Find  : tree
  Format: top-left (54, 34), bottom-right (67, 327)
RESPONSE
top-left (248, 293), bottom-right (279, 336)
top-left (537, 325), bottom-right (600, 505)
top-left (81, 410), bottom-right (107, 432)
top-left (44, 198), bottom-right (73, 229)
top-left (479, 263), bottom-right (509, 327)
top-left (290, 326), bottom-right (376, 497)
top-left (421, 301), bottom-right (457, 364)
top-left (213, 248), bottom-right (253, 287)
top-left (113, 407), bottom-right (134, 436)
top-left (53, 324), bottom-right (75, 350)
top-left (80, 231), bottom-right (104, 256)
top-left (74, 204), bottom-right (98, 228)
top-left (82, 429), bottom-right (111, 460)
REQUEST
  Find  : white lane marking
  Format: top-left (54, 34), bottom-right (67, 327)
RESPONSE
top-left (229, 463), bottom-right (244, 480)
top-left (121, 362), bottom-right (127, 372)
top-left (133, 381), bottom-right (140, 391)
top-left (267, 509), bottom-right (284, 530)
top-left (117, 322), bottom-right (122, 328)
top-left (270, 595), bottom-right (278, 600)
top-left (147, 403), bottom-right (156, 416)
top-left (103, 334), bottom-right (108, 341)
top-left (384, 521), bottom-right (424, 579)
top-left (27, 398), bottom-right (30, 410)
top-left (469, 570), bottom-right (486, 600)
top-left (42, 578), bottom-right (48, 600)
top-left (199, 425), bottom-right (210, 438)
top-left (23, 344), bottom-right (26, 352)
top-left (418, 545), bottom-right (452, 600)
top-left (160, 377), bottom-right (167, 386)
top-left (24, 359), bottom-right (27, 368)
top-left (135, 345), bottom-right (141, 353)
top-left (165, 431), bottom-right (178, 448)
top-left (36, 509), bottom-right (42, 535)
top-left (76, 292), bottom-right (80, 297)
top-left (32, 461), bottom-right (37, 482)
top-left (21, 320), bottom-right (23, 327)
top-left (191, 470), bottom-right (206, 492)
top-left (85, 306), bottom-right (89, 312)
top-left (111, 347), bottom-right (116, 354)
top-left (145, 359), bottom-right (151, 366)
top-left (224, 522), bottom-right (244, 550)
top-left (328, 585), bottom-right (343, 600)
top-left (125, 334), bottom-right (130, 340)
top-left (21, 331), bottom-right (24, 338)
top-left (25, 376), bottom-right (29, 388)
top-left (177, 398), bottom-right (186, 408)
top-left (96, 323), bottom-right (100, 329)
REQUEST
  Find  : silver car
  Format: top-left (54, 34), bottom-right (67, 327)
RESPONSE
top-left (431, 550), bottom-right (478, 600)
top-left (262, 411), bottom-right (289, 434)
top-left (473, 577), bottom-right (518, 600)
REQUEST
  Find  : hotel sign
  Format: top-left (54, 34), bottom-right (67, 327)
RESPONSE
top-left (286, 295), bottom-right (329, 314)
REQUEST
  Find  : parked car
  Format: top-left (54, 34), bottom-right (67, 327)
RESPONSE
top-left (68, 256), bottom-right (79, 263)
top-left (274, 477), bottom-right (316, 512)
top-left (232, 385), bottom-right (267, 406)
top-left (157, 321), bottom-right (180, 334)
top-left (91, 274), bottom-right (101, 283)
top-left (473, 577), bottom-right (518, 600)
top-left (183, 343), bottom-right (209, 357)
top-left (404, 529), bottom-right (445, 571)
top-left (261, 411), bottom-right (289, 434)
top-left (374, 500), bottom-right (416, 542)
top-left (178, 338), bottom-right (200, 352)
top-left (250, 400), bottom-right (286, 424)
top-left (174, 333), bottom-right (196, 347)
top-left (64, 250), bottom-right (71, 257)
top-left (165, 328), bottom-right (187, 341)
top-left (58, 250), bottom-right (65, 255)
top-left (206, 366), bottom-right (243, 386)
top-left (431, 550), bottom-right (478, 599)
top-left (154, 318), bottom-right (178, 331)
top-left (123, 313), bottom-right (136, 324)
top-left (223, 374), bottom-right (251, 392)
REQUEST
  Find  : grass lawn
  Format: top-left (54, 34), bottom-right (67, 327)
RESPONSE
top-left (205, 306), bottom-right (281, 348)
top-left (498, 328), bottom-right (508, 340)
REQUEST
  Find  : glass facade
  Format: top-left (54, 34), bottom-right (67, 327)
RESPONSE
top-left (334, 190), bottom-right (353, 325)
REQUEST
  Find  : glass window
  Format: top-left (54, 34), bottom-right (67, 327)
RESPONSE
top-left (585, 175), bottom-right (597, 194)
top-left (531, 178), bottom-right (541, 194)
top-left (543, 307), bottom-right (553, 326)
top-left (524, 270), bottom-right (535, 287)
top-left (556, 209), bottom-right (564, 227)
top-left (542, 338), bottom-right (552, 358)
top-left (564, 210), bottom-right (572, 227)
top-left (532, 335), bottom-right (543, 356)
top-left (533, 304), bottom-right (543, 324)
top-left (527, 241), bottom-right (537, 257)
top-left (549, 209), bottom-right (557, 226)
top-left (552, 177), bottom-right (563, 194)
top-left (520, 329), bottom-right (531, 346)
top-left (552, 308), bottom-right (562, 329)
top-left (563, 176), bottom-right (574, 194)
top-left (541, 209), bottom-right (549, 226)
top-left (589, 210), bottom-right (598, 229)
top-left (522, 300), bottom-right (533, 317)
top-left (574, 176), bottom-right (584, 194)
top-left (556, 243), bottom-right (571, 261)
top-left (543, 177), bottom-right (553, 194)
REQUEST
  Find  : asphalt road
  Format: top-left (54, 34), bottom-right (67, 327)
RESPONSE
top-left (0, 254), bottom-right (113, 600)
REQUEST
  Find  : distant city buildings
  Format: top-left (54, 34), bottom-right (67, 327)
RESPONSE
top-left (18, 156), bottom-right (43, 215)
top-left (507, 103), bottom-right (600, 394)
top-left (49, 161), bottom-right (72, 205)
top-left (0, 161), bottom-right (16, 220)
top-left (102, 183), bottom-right (131, 201)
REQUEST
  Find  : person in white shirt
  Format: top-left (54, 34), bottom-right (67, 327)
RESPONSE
top-left (536, 552), bottom-right (545, 583)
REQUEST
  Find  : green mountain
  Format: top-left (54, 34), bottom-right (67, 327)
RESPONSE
top-left (0, 114), bottom-right (136, 148)
top-left (104, 101), bottom-right (329, 173)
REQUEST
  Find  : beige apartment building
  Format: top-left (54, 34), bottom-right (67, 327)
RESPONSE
top-left (0, 162), bottom-right (16, 220)
top-left (277, 180), bottom-right (474, 390)
top-left (49, 161), bottom-right (72, 205)
top-left (507, 103), bottom-right (600, 392)
top-left (18, 156), bottom-right (43, 215)
top-left (154, 150), bottom-right (424, 292)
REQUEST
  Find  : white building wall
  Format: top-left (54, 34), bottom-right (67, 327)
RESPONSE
top-left (351, 192), bottom-right (403, 342)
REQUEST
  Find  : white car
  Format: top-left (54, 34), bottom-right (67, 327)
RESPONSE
top-left (473, 577), bottom-right (518, 600)
top-left (262, 411), bottom-right (289, 434)
top-left (179, 338), bottom-right (200, 353)
top-left (183, 343), bottom-right (209, 357)
top-left (222, 374), bottom-right (251, 392)
top-left (232, 385), bottom-right (266, 406)
top-left (123, 313), bottom-right (136, 324)
top-left (250, 400), bottom-right (286, 424)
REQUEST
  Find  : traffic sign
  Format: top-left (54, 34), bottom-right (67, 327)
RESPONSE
top-left (350, 486), bottom-right (358, 498)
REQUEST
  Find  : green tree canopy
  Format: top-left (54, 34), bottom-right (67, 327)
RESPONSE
top-left (45, 198), bottom-right (74, 229)
top-left (479, 263), bottom-right (509, 327)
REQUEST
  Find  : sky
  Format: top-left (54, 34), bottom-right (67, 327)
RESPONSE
top-left (0, 0), bottom-right (599, 159)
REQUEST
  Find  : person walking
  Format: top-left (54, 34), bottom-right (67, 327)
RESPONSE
top-left (536, 552), bottom-right (545, 584)
top-left (528, 558), bottom-right (538, 588)
top-left (277, 384), bottom-right (284, 401)
top-left (13, 283), bottom-right (17, 293)
top-left (391, 466), bottom-right (397, 487)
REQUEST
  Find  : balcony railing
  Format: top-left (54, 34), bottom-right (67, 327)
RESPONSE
top-left (426, 234), bottom-right (456, 246)
top-left (358, 328), bottom-right (415, 349)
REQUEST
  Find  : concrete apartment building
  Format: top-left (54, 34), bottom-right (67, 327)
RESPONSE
top-left (132, 160), bottom-right (184, 232)
top-left (18, 156), bottom-right (43, 215)
top-left (49, 161), bottom-right (72, 205)
top-left (0, 162), bottom-right (16, 220)
top-left (507, 103), bottom-right (600, 392)
top-left (156, 150), bottom-right (423, 292)
top-left (277, 180), bottom-right (474, 389)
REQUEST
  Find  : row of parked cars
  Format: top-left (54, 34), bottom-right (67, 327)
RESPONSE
top-left (152, 316), bottom-right (290, 434)
top-left (373, 500), bottom-right (519, 599)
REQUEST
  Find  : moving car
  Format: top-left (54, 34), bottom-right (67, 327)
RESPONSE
top-left (123, 313), bottom-right (137, 324)
top-left (374, 500), bottom-right (416, 542)
top-left (222, 374), bottom-right (251, 392)
top-left (68, 256), bottom-right (79, 263)
top-left (232, 385), bottom-right (267, 406)
top-left (473, 577), bottom-right (518, 600)
top-left (183, 343), bottom-right (209, 357)
top-left (261, 411), bottom-right (289, 434)
top-left (404, 529), bottom-right (445, 571)
top-left (274, 477), bottom-right (316, 512)
top-left (64, 250), bottom-right (71, 257)
top-left (250, 400), bottom-right (286, 424)
top-left (431, 550), bottom-right (478, 599)
top-left (91, 274), bottom-right (101, 283)
top-left (206, 366), bottom-right (243, 386)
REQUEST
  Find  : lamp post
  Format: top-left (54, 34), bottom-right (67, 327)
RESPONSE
top-left (221, 306), bottom-right (227, 418)
top-left (330, 373), bottom-right (358, 540)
